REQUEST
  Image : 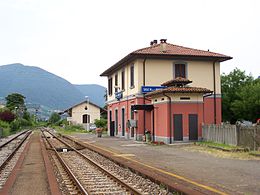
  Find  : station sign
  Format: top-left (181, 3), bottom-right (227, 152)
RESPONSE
top-left (141, 86), bottom-right (165, 94)
top-left (115, 91), bottom-right (123, 100)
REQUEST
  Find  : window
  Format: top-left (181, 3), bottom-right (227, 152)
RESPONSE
top-left (180, 97), bottom-right (190, 100)
top-left (115, 74), bottom-right (118, 93)
top-left (108, 77), bottom-right (113, 96)
top-left (121, 70), bottom-right (125, 91)
top-left (175, 64), bottom-right (186, 78)
top-left (83, 114), bottom-right (90, 123)
top-left (130, 64), bottom-right (134, 88)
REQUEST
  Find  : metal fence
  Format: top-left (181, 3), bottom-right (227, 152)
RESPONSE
top-left (202, 124), bottom-right (260, 150)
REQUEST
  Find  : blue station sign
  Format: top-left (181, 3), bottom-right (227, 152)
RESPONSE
top-left (115, 91), bottom-right (123, 100)
top-left (141, 86), bottom-right (165, 94)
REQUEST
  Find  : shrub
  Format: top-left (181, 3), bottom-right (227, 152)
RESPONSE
top-left (65, 124), bottom-right (84, 131)
top-left (10, 120), bottom-right (21, 132)
top-left (0, 120), bottom-right (10, 129)
top-left (56, 119), bottom-right (69, 126)
top-left (0, 110), bottom-right (16, 122)
top-left (48, 112), bottom-right (61, 124)
top-left (94, 118), bottom-right (107, 129)
top-left (19, 118), bottom-right (32, 127)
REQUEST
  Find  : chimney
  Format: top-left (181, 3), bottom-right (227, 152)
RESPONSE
top-left (150, 40), bottom-right (158, 46)
top-left (160, 39), bottom-right (167, 43)
top-left (160, 39), bottom-right (167, 52)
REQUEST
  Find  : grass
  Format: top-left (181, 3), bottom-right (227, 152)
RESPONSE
top-left (249, 151), bottom-right (260, 156)
top-left (184, 144), bottom-right (260, 160)
top-left (2, 128), bottom-right (11, 137)
top-left (196, 141), bottom-right (245, 150)
top-left (53, 126), bottom-right (89, 135)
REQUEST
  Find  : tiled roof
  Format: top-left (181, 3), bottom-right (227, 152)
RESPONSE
top-left (100, 41), bottom-right (232, 76)
top-left (63, 100), bottom-right (103, 113)
top-left (133, 42), bottom-right (230, 58)
top-left (146, 86), bottom-right (212, 96)
top-left (161, 77), bottom-right (192, 87)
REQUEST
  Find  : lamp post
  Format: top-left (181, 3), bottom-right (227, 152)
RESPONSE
top-left (85, 96), bottom-right (90, 124)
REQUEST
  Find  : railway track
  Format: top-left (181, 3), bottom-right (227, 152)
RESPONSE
top-left (42, 129), bottom-right (171, 195)
top-left (0, 130), bottom-right (32, 189)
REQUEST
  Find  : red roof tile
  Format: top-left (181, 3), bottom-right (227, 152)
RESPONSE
top-left (133, 42), bottom-right (230, 58)
top-left (161, 77), bottom-right (192, 87)
top-left (146, 86), bottom-right (212, 96)
top-left (100, 41), bottom-right (232, 76)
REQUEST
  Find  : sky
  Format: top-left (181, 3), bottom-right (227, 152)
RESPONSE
top-left (0, 0), bottom-right (259, 87)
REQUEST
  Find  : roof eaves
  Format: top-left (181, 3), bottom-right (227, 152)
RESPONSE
top-left (63, 100), bottom-right (103, 113)
top-left (100, 53), bottom-right (136, 76)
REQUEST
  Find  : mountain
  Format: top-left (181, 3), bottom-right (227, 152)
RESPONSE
top-left (0, 63), bottom-right (105, 110)
top-left (74, 84), bottom-right (106, 107)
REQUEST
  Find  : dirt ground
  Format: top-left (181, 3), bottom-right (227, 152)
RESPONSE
top-left (72, 133), bottom-right (260, 195)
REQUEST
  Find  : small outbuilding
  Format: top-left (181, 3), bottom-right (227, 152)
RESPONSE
top-left (64, 100), bottom-right (104, 130)
top-left (146, 77), bottom-right (212, 143)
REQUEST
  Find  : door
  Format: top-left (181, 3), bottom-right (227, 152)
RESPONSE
top-left (121, 108), bottom-right (125, 136)
top-left (115, 110), bottom-right (118, 135)
top-left (173, 114), bottom-right (183, 141)
top-left (189, 114), bottom-right (198, 140)
top-left (110, 121), bottom-right (115, 136)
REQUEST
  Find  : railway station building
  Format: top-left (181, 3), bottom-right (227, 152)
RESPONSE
top-left (100, 39), bottom-right (232, 143)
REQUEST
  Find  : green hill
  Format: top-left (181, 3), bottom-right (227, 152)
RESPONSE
top-left (0, 63), bottom-right (105, 110)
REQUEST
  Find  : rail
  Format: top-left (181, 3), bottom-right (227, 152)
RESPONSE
top-left (41, 130), bottom-right (89, 195)
top-left (46, 130), bottom-right (142, 195)
top-left (0, 130), bottom-right (32, 171)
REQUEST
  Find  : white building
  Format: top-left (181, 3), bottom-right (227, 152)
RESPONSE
top-left (64, 100), bottom-right (104, 130)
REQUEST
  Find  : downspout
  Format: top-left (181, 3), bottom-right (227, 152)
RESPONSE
top-left (152, 109), bottom-right (155, 142)
top-left (163, 92), bottom-right (172, 144)
top-left (213, 60), bottom-right (218, 124)
top-left (143, 58), bottom-right (147, 135)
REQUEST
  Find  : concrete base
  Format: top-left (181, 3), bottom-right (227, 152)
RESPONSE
top-left (154, 136), bottom-right (200, 144)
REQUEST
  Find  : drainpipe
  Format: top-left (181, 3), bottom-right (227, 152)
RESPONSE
top-left (152, 109), bottom-right (155, 142)
top-left (163, 92), bottom-right (172, 144)
top-left (143, 58), bottom-right (147, 135)
top-left (213, 60), bottom-right (218, 124)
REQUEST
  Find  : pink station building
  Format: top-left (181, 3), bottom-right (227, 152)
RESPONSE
top-left (100, 39), bottom-right (232, 143)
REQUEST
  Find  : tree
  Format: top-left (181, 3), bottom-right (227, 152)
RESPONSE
top-left (5, 93), bottom-right (26, 112)
top-left (48, 112), bottom-right (61, 124)
top-left (221, 68), bottom-right (256, 123)
top-left (231, 79), bottom-right (260, 122)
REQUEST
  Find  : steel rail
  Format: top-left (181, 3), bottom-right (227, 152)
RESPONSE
top-left (47, 130), bottom-right (142, 195)
top-left (0, 130), bottom-right (29, 148)
top-left (41, 130), bottom-right (89, 195)
top-left (0, 130), bottom-right (32, 171)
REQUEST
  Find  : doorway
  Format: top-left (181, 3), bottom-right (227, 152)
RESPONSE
top-left (173, 114), bottom-right (183, 141)
top-left (121, 108), bottom-right (125, 136)
top-left (115, 109), bottom-right (118, 135)
top-left (110, 121), bottom-right (115, 136)
top-left (189, 114), bottom-right (198, 140)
